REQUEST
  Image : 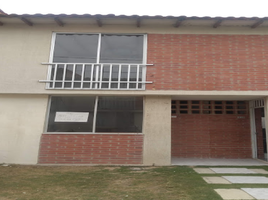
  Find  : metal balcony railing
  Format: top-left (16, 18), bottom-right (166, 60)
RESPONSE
top-left (39, 63), bottom-right (153, 90)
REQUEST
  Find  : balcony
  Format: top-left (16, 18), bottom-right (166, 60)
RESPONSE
top-left (39, 63), bottom-right (153, 90)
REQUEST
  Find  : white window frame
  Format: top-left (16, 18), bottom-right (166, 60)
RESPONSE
top-left (43, 32), bottom-right (150, 90)
top-left (44, 95), bottom-right (144, 135)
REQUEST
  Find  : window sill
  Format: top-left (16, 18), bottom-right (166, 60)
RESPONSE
top-left (43, 132), bottom-right (143, 135)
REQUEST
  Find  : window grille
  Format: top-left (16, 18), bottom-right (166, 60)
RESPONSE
top-left (252, 99), bottom-right (265, 108)
top-left (40, 63), bottom-right (152, 90)
top-left (172, 100), bottom-right (248, 115)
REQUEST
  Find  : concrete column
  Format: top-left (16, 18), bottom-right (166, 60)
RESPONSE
top-left (143, 96), bottom-right (171, 165)
top-left (264, 97), bottom-right (268, 161)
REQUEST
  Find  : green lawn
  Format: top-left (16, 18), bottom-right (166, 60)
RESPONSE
top-left (0, 165), bottom-right (268, 200)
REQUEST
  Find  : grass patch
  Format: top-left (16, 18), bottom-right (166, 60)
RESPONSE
top-left (2, 165), bottom-right (268, 200)
top-left (0, 165), bottom-right (222, 200)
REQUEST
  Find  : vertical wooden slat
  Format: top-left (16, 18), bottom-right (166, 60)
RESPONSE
top-left (71, 64), bottom-right (76, 89)
top-left (80, 64), bottom-right (85, 89)
top-left (90, 64), bottom-right (94, 89)
top-left (99, 64), bottom-right (103, 89)
top-left (136, 65), bottom-right (140, 89)
top-left (127, 64), bottom-right (131, 89)
top-left (61, 64), bottom-right (67, 89)
top-left (52, 64), bottom-right (58, 89)
top-left (95, 65), bottom-right (99, 89)
top-left (118, 64), bottom-right (122, 89)
top-left (108, 64), bottom-right (112, 89)
top-left (48, 64), bottom-right (53, 89)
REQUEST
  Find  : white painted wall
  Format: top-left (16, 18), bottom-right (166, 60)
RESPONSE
top-left (0, 94), bottom-right (48, 164)
top-left (143, 96), bottom-right (171, 165)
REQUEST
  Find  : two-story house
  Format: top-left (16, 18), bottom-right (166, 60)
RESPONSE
top-left (0, 12), bottom-right (268, 165)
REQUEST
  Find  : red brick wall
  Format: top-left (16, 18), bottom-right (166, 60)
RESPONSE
top-left (147, 34), bottom-right (268, 91)
top-left (38, 134), bottom-right (143, 164)
top-left (172, 114), bottom-right (252, 158)
top-left (255, 108), bottom-right (265, 159)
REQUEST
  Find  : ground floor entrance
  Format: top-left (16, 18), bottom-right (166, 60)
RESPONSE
top-left (171, 99), bottom-right (268, 162)
top-left (251, 100), bottom-right (268, 161)
top-left (171, 100), bottom-right (252, 159)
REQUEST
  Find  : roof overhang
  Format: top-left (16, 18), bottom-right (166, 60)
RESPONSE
top-left (1, 14), bottom-right (268, 28)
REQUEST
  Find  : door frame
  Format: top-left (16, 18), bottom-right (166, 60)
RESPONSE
top-left (249, 99), bottom-right (265, 159)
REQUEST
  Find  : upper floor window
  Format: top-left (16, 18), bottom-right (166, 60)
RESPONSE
top-left (53, 34), bottom-right (144, 64)
top-left (44, 33), bottom-right (150, 90)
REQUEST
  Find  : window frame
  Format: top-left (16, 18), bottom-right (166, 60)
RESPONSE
top-left (46, 32), bottom-right (148, 90)
top-left (44, 95), bottom-right (144, 135)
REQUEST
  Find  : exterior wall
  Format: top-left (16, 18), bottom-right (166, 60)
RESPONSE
top-left (1, 23), bottom-right (266, 165)
top-left (172, 114), bottom-right (252, 158)
top-left (38, 134), bottom-right (143, 164)
top-left (147, 34), bottom-right (268, 91)
top-left (0, 94), bottom-right (48, 164)
top-left (0, 26), bottom-right (51, 94)
top-left (1, 24), bottom-right (268, 96)
top-left (143, 96), bottom-right (171, 165)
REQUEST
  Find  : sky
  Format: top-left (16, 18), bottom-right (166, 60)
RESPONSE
top-left (1, 0), bottom-right (268, 17)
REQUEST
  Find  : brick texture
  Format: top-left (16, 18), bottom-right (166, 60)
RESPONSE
top-left (171, 114), bottom-right (252, 158)
top-left (38, 134), bottom-right (143, 164)
top-left (147, 34), bottom-right (268, 91)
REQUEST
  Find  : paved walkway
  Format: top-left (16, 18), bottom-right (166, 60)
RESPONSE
top-left (194, 167), bottom-right (268, 199)
top-left (215, 188), bottom-right (268, 200)
top-left (172, 158), bottom-right (268, 166)
top-left (194, 168), bottom-right (268, 174)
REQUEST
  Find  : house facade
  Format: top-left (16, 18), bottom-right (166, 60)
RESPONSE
top-left (0, 12), bottom-right (268, 165)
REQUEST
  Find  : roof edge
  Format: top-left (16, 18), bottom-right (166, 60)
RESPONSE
top-left (2, 13), bottom-right (268, 20)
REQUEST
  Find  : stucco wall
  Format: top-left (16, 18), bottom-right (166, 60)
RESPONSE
top-left (0, 26), bottom-right (51, 94)
top-left (143, 96), bottom-right (171, 165)
top-left (0, 94), bottom-right (48, 164)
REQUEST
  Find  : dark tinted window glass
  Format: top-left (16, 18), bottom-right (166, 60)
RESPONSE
top-left (47, 96), bottom-right (95, 132)
top-left (100, 35), bottom-right (144, 63)
top-left (53, 34), bottom-right (98, 63)
top-left (96, 96), bottom-right (143, 132)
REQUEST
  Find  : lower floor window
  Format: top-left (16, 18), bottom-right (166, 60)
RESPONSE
top-left (47, 96), bottom-right (143, 133)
